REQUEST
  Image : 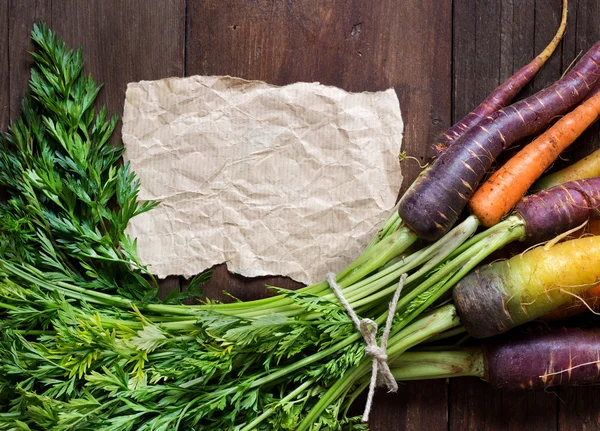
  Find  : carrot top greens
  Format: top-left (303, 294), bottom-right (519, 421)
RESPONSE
top-left (0, 23), bottom-right (162, 302)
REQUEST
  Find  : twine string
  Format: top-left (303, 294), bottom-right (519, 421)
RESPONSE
top-left (326, 272), bottom-right (407, 422)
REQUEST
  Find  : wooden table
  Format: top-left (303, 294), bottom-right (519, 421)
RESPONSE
top-left (2, 1), bottom-right (600, 429)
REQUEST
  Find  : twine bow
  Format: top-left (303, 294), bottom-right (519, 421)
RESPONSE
top-left (326, 272), bottom-right (407, 422)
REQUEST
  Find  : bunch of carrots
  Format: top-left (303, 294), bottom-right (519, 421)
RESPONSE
top-left (385, 0), bottom-right (600, 392)
top-left (6, 2), bottom-right (600, 429)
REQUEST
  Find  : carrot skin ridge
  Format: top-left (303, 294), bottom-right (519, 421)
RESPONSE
top-left (431, 0), bottom-right (568, 157)
top-left (470, 92), bottom-right (600, 227)
top-left (484, 327), bottom-right (600, 389)
top-left (399, 40), bottom-right (600, 241)
top-left (433, 57), bottom-right (544, 156)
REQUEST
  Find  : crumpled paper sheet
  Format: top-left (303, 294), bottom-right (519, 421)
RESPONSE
top-left (123, 75), bottom-right (403, 284)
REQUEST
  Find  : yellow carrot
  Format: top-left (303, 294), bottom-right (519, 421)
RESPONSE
top-left (454, 236), bottom-right (600, 338)
top-left (534, 147), bottom-right (600, 190)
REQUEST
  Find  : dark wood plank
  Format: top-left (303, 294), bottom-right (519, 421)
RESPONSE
top-left (50, 0), bottom-right (185, 127)
top-left (559, 386), bottom-right (600, 431)
top-left (0, 1), bottom-right (8, 131)
top-left (184, 0), bottom-right (453, 295)
top-left (450, 378), bottom-right (558, 431)
top-left (186, 0), bottom-right (452, 194)
top-left (158, 275), bottom-right (181, 301)
top-left (348, 380), bottom-right (449, 431)
top-left (532, 0), bottom-right (565, 91)
top-left (182, 264), bottom-right (303, 304)
top-left (379, 380), bottom-right (449, 431)
top-left (7, 0), bottom-right (51, 120)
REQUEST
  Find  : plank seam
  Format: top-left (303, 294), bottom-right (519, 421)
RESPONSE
top-left (183, 0), bottom-right (188, 77)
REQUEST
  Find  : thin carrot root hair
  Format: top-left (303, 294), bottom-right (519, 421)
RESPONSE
top-left (516, 281), bottom-right (599, 308)
top-left (558, 289), bottom-right (600, 316)
top-left (514, 222), bottom-right (588, 258)
top-left (543, 221), bottom-right (589, 250)
top-left (398, 152), bottom-right (429, 169)
top-left (539, 359), bottom-right (600, 379)
top-left (561, 50), bottom-right (583, 79)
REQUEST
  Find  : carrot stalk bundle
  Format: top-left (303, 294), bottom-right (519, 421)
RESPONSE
top-left (303, 178), bottom-right (600, 422)
top-left (431, 0), bottom-right (569, 156)
top-left (389, 328), bottom-right (600, 390)
top-left (399, 40), bottom-right (600, 241)
top-left (470, 90), bottom-right (600, 227)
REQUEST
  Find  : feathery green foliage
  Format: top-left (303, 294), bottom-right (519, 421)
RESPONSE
top-left (0, 23), bottom-right (158, 301)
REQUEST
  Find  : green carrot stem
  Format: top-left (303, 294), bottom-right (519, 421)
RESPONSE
top-left (364, 203), bottom-right (402, 250)
top-left (346, 347), bottom-right (484, 409)
top-left (425, 326), bottom-right (467, 343)
top-left (195, 225), bottom-right (417, 317)
top-left (389, 348), bottom-right (485, 380)
top-left (15, 329), bottom-right (54, 336)
top-left (228, 215), bottom-right (477, 320)
top-left (296, 304), bottom-right (461, 431)
top-left (447, 216), bottom-right (519, 260)
top-left (0, 301), bottom-right (18, 311)
top-left (0, 259), bottom-right (200, 317)
top-left (228, 229), bottom-right (418, 319)
top-left (341, 215), bottom-right (479, 303)
top-left (352, 218), bottom-right (525, 313)
top-left (392, 227), bottom-right (524, 335)
top-left (194, 211), bottom-right (406, 313)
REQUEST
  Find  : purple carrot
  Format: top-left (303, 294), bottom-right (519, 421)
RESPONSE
top-left (513, 177), bottom-right (600, 243)
top-left (391, 327), bottom-right (600, 390)
top-left (399, 40), bottom-right (600, 241)
top-left (432, 0), bottom-right (569, 157)
top-left (484, 327), bottom-right (600, 389)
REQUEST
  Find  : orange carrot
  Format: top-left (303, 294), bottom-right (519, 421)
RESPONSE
top-left (469, 91), bottom-right (600, 227)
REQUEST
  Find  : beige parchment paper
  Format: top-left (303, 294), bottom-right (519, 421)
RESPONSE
top-left (123, 75), bottom-right (403, 284)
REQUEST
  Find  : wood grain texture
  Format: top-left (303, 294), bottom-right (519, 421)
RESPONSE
top-left (349, 380), bottom-right (449, 431)
top-left (449, 378), bottom-right (558, 431)
top-left (3, 1), bottom-right (600, 429)
top-left (559, 386), bottom-right (600, 431)
top-left (50, 0), bottom-right (185, 131)
top-left (0, 1), bottom-right (8, 131)
top-left (186, 0), bottom-right (452, 191)
top-left (7, 0), bottom-right (51, 120)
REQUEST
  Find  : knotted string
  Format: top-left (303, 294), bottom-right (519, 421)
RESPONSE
top-left (326, 272), bottom-right (407, 422)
